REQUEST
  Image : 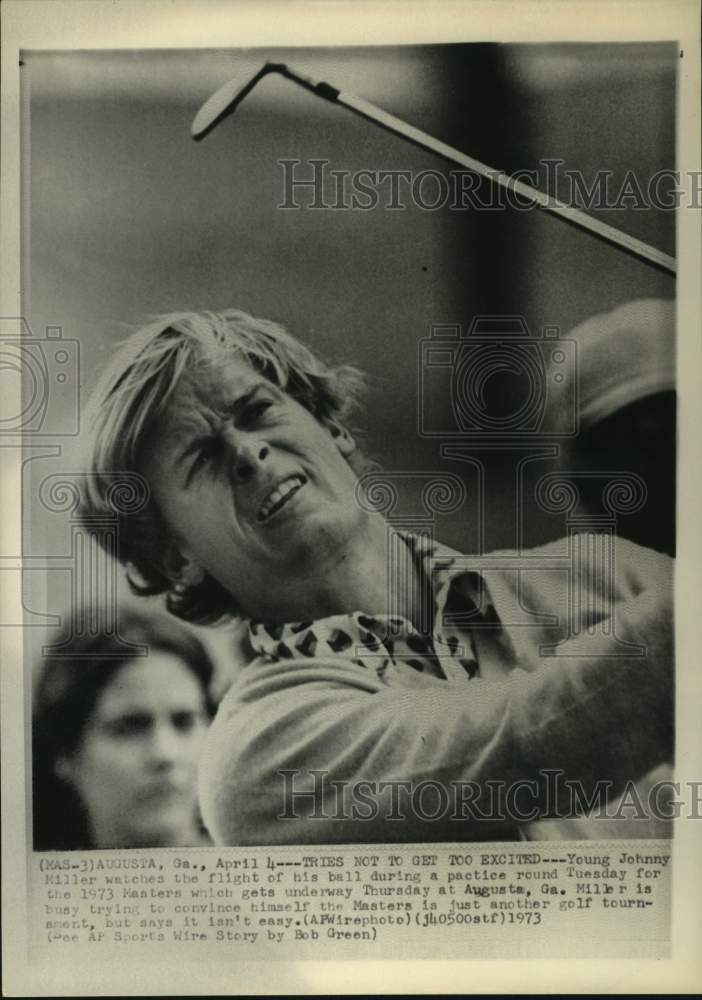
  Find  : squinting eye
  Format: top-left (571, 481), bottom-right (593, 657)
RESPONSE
top-left (191, 442), bottom-right (217, 477)
top-left (193, 450), bottom-right (211, 471)
top-left (242, 400), bottom-right (273, 426)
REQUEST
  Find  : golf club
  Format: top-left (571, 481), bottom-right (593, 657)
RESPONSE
top-left (192, 61), bottom-right (676, 277)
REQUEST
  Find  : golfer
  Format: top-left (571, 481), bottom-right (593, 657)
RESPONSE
top-left (82, 308), bottom-right (673, 844)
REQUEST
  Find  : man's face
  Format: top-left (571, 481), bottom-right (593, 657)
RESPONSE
top-left (140, 354), bottom-right (362, 619)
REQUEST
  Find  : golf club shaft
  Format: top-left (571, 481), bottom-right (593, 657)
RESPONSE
top-left (333, 89), bottom-right (676, 276)
top-left (193, 63), bottom-right (676, 276)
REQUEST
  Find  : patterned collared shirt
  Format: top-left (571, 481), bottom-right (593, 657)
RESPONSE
top-left (199, 532), bottom-right (674, 845)
top-left (247, 531), bottom-right (488, 684)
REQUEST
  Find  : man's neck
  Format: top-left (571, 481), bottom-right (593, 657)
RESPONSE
top-left (251, 518), bottom-right (425, 628)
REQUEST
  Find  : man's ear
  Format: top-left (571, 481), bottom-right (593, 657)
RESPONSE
top-left (324, 418), bottom-right (356, 458)
top-left (162, 544), bottom-right (206, 589)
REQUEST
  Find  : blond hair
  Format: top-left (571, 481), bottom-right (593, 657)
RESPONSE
top-left (81, 309), bottom-right (367, 623)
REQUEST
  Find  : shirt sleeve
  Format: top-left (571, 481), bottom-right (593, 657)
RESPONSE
top-left (198, 545), bottom-right (673, 845)
top-left (198, 534), bottom-right (673, 845)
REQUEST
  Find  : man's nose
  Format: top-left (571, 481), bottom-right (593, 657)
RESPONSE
top-left (221, 427), bottom-right (270, 485)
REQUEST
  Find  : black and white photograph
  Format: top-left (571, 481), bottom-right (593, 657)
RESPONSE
top-left (2, 0), bottom-right (701, 995)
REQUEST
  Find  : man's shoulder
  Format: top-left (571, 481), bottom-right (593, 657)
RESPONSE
top-left (447, 533), bottom-right (670, 563)
top-left (215, 652), bottom-right (390, 709)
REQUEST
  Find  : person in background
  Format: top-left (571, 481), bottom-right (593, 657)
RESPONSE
top-left (33, 605), bottom-right (216, 850)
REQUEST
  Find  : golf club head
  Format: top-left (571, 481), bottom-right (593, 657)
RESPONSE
top-left (192, 62), bottom-right (282, 141)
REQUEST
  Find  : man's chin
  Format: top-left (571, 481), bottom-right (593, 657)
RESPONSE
top-left (286, 518), bottom-right (355, 560)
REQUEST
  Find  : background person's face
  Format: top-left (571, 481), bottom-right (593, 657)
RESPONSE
top-left (59, 654), bottom-right (209, 848)
top-left (140, 356), bottom-right (362, 620)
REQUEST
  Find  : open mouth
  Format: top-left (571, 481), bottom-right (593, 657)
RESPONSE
top-left (257, 475), bottom-right (307, 522)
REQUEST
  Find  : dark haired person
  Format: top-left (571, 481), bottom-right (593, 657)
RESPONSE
top-left (33, 606), bottom-right (215, 850)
